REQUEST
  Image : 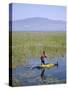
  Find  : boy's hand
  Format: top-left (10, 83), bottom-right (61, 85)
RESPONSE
top-left (45, 55), bottom-right (47, 58)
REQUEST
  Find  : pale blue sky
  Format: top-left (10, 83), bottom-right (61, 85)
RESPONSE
top-left (12, 3), bottom-right (66, 21)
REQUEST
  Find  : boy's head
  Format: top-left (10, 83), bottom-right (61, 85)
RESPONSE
top-left (43, 51), bottom-right (45, 54)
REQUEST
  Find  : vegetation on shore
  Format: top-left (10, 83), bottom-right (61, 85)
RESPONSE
top-left (11, 31), bottom-right (66, 68)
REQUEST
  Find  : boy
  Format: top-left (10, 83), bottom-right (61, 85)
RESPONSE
top-left (40, 51), bottom-right (47, 65)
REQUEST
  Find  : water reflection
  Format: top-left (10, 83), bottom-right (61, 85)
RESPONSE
top-left (12, 55), bottom-right (66, 86)
top-left (40, 69), bottom-right (45, 80)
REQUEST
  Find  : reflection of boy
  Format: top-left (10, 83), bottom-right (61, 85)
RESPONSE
top-left (40, 51), bottom-right (47, 65)
top-left (41, 69), bottom-right (45, 80)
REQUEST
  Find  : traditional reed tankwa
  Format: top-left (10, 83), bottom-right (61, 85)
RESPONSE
top-left (32, 62), bottom-right (58, 69)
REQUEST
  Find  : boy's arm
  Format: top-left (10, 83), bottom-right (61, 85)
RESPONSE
top-left (45, 55), bottom-right (47, 58)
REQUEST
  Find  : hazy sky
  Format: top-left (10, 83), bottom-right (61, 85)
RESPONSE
top-left (12, 3), bottom-right (66, 21)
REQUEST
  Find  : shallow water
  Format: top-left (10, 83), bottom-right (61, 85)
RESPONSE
top-left (12, 55), bottom-right (66, 86)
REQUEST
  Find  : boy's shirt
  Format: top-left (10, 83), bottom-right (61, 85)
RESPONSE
top-left (40, 54), bottom-right (47, 60)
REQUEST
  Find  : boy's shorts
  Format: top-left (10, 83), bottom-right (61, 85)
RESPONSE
top-left (41, 60), bottom-right (45, 64)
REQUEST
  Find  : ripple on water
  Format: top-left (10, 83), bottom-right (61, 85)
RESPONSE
top-left (12, 55), bottom-right (66, 86)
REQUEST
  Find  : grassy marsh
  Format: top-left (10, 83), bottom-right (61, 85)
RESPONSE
top-left (11, 32), bottom-right (66, 68)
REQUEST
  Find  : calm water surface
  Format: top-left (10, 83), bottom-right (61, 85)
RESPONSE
top-left (12, 55), bottom-right (66, 86)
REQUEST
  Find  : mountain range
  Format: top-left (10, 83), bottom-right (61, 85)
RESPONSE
top-left (11, 17), bottom-right (66, 31)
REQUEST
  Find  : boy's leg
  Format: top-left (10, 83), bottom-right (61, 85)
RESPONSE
top-left (41, 60), bottom-right (43, 65)
top-left (41, 60), bottom-right (45, 65)
top-left (42, 60), bottom-right (45, 64)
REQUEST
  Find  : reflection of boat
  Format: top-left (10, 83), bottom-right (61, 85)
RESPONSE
top-left (32, 62), bottom-right (58, 81)
top-left (32, 62), bottom-right (58, 69)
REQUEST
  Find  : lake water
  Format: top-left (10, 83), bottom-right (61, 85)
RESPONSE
top-left (12, 55), bottom-right (66, 86)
